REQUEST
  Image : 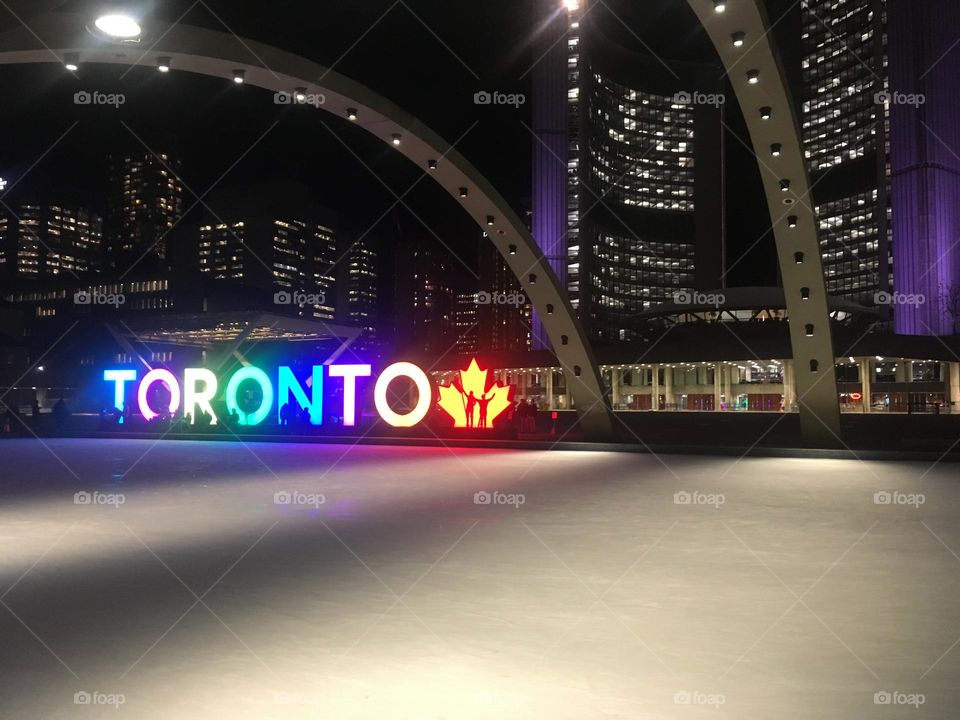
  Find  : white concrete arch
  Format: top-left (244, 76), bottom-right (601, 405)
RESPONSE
top-left (0, 12), bottom-right (617, 440)
top-left (686, 0), bottom-right (842, 446)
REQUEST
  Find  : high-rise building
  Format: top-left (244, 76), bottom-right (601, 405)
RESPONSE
top-left (0, 204), bottom-right (102, 280)
top-left (106, 150), bottom-right (184, 271)
top-left (800, 0), bottom-right (889, 309)
top-left (309, 222), bottom-right (339, 321)
top-left (341, 235), bottom-right (379, 350)
top-left (453, 292), bottom-right (479, 356)
top-left (477, 240), bottom-right (532, 352)
top-left (394, 239), bottom-right (456, 355)
top-left (886, 0), bottom-right (960, 335)
top-left (532, 0), bottom-right (724, 346)
top-left (198, 186), bottom-right (339, 319)
top-left (799, 0), bottom-right (960, 335)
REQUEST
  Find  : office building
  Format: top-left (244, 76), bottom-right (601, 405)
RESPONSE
top-left (531, 0), bottom-right (724, 346)
top-left (342, 235), bottom-right (379, 349)
top-left (106, 150), bottom-right (184, 271)
top-left (198, 187), bottom-right (339, 319)
top-left (0, 204), bottom-right (102, 280)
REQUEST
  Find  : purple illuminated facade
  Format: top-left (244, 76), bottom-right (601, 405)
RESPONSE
top-left (530, 0), bottom-right (569, 350)
top-left (888, 0), bottom-right (960, 335)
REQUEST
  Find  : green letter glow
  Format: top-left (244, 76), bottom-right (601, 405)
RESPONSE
top-left (225, 366), bottom-right (274, 426)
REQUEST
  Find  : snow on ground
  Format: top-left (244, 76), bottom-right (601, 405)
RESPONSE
top-left (0, 438), bottom-right (957, 718)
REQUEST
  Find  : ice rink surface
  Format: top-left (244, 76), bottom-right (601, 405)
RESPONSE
top-left (0, 438), bottom-right (957, 718)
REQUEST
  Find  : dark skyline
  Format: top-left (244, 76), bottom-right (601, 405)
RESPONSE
top-left (0, 0), bottom-right (777, 288)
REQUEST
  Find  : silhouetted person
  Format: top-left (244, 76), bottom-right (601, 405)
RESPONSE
top-left (465, 391), bottom-right (478, 428)
top-left (52, 397), bottom-right (69, 425)
top-left (477, 393), bottom-right (492, 429)
top-left (524, 400), bottom-right (536, 433)
top-left (280, 402), bottom-right (292, 427)
top-left (31, 399), bottom-right (40, 419)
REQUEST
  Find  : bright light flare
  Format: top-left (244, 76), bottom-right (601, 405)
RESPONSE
top-left (94, 14), bottom-right (142, 38)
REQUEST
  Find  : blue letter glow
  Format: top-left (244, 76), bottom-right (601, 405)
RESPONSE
top-left (103, 369), bottom-right (137, 411)
top-left (277, 366), bottom-right (323, 425)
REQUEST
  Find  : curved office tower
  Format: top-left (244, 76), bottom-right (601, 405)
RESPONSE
top-left (800, 0), bottom-right (890, 310)
top-left (531, 0), bottom-right (723, 347)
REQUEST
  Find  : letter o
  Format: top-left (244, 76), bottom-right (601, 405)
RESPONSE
top-left (225, 366), bottom-right (274, 426)
top-left (137, 368), bottom-right (181, 421)
top-left (374, 362), bottom-right (432, 427)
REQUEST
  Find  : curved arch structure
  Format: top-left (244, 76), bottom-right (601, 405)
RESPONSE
top-left (0, 12), bottom-right (617, 440)
top-left (686, 0), bottom-right (841, 446)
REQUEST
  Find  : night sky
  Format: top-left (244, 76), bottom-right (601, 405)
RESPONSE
top-left (0, 0), bottom-right (782, 286)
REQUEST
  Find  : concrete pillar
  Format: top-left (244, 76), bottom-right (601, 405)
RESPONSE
top-left (611, 368), bottom-right (621, 409)
top-left (723, 363), bottom-right (732, 409)
top-left (713, 363), bottom-right (722, 411)
top-left (664, 366), bottom-right (673, 411)
top-left (546, 370), bottom-right (554, 410)
top-left (652, 365), bottom-right (660, 411)
top-left (782, 360), bottom-right (794, 412)
top-left (860, 359), bottom-right (872, 414)
top-left (949, 362), bottom-right (960, 413)
top-left (895, 361), bottom-right (908, 383)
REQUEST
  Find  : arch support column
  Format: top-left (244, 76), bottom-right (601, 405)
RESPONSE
top-left (686, 0), bottom-right (842, 446)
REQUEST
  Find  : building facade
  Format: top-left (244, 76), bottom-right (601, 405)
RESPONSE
top-left (800, 0), bottom-right (890, 309)
top-left (341, 234), bottom-right (379, 351)
top-left (886, 0), bottom-right (960, 335)
top-left (799, 0), bottom-right (960, 335)
top-left (532, 0), bottom-right (724, 346)
top-left (0, 204), bottom-right (102, 280)
top-left (105, 151), bottom-right (184, 271)
top-left (198, 188), bottom-right (339, 320)
top-left (477, 239), bottom-right (532, 352)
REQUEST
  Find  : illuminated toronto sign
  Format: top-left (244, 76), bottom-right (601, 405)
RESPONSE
top-left (102, 358), bottom-right (512, 430)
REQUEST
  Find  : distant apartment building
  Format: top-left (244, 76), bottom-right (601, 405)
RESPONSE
top-left (0, 204), bottom-right (102, 280)
top-left (198, 186), bottom-right (339, 319)
top-left (477, 239), bottom-right (531, 352)
top-left (453, 292), bottom-right (479, 355)
top-left (105, 150), bottom-right (184, 271)
top-left (342, 235), bottom-right (379, 351)
top-left (394, 239), bottom-right (456, 355)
